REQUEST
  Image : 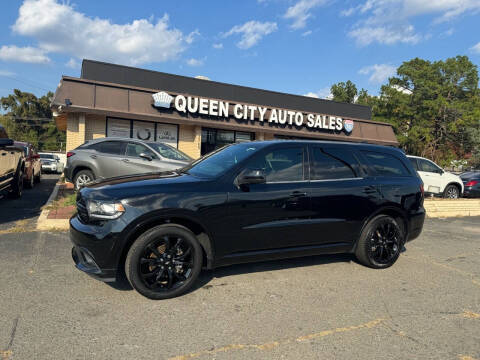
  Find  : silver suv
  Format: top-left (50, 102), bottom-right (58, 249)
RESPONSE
top-left (65, 138), bottom-right (192, 189)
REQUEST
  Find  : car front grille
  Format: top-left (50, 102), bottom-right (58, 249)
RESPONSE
top-left (76, 194), bottom-right (89, 223)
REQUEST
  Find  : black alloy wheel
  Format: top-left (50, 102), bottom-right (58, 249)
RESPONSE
top-left (125, 224), bottom-right (202, 299)
top-left (356, 215), bottom-right (403, 269)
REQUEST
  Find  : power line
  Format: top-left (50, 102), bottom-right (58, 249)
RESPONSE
top-left (0, 74), bottom-right (52, 93)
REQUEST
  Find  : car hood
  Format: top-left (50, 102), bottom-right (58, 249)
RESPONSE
top-left (79, 171), bottom-right (210, 201)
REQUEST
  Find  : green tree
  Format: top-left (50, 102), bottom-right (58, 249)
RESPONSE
top-left (0, 89), bottom-right (65, 151)
top-left (330, 80), bottom-right (358, 103)
top-left (374, 56), bottom-right (480, 165)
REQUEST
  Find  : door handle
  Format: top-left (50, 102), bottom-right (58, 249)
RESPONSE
top-left (290, 191), bottom-right (307, 197)
top-left (90, 154), bottom-right (97, 159)
top-left (363, 186), bottom-right (377, 194)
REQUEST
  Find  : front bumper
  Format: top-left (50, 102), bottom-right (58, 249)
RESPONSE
top-left (70, 216), bottom-right (120, 282)
top-left (42, 164), bottom-right (57, 172)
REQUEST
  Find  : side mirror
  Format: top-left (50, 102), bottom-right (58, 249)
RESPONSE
top-left (139, 153), bottom-right (153, 161)
top-left (0, 138), bottom-right (14, 148)
top-left (237, 169), bottom-right (266, 186)
top-left (437, 169), bottom-right (444, 175)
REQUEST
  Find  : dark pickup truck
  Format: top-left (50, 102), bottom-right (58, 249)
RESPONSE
top-left (0, 125), bottom-right (25, 198)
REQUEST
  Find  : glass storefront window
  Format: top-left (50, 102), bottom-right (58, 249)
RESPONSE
top-left (201, 128), bottom-right (254, 155)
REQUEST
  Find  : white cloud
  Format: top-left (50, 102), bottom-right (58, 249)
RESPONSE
top-left (66, 58), bottom-right (80, 69)
top-left (0, 45), bottom-right (50, 64)
top-left (0, 70), bottom-right (16, 76)
top-left (302, 30), bottom-right (312, 36)
top-left (186, 57), bottom-right (205, 67)
top-left (223, 20), bottom-right (278, 49)
top-left (345, 0), bottom-right (480, 46)
top-left (9, 0), bottom-right (193, 66)
top-left (284, 0), bottom-right (327, 29)
top-left (304, 87), bottom-right (332, 99)
top-left (212, 43), bottom-right (223, 49)
top-left (471, 42), bottom-right (480, 54)
top-left (349, 26), bottom-right (421, 46)
top-left (359, 64), bottom-right (396, 84)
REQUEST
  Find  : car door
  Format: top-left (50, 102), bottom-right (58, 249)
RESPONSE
top-left (90, 140), bottom-right (130, 178)
top-left (308, 145), bottom-right (377, 246)
top-left (224, 144), bottom-right (311, 257)
top-left (124, 142), bottom-right (162, 174)
top-left (417, 158), bottom-right (443, 194)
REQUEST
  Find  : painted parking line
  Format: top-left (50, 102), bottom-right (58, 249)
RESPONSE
top-left (168, 318), bottom-right (385, 360)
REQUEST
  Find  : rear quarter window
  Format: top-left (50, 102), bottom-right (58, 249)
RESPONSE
top-left (361, 151), bottom-right (411, 177)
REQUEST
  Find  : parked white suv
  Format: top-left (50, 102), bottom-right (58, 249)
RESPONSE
top-left (407, 156), bottom-right (463, 198)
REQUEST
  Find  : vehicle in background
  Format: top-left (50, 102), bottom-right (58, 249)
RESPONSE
top-left (70, 140), bottom-right (425, 299)
top-left (39, 153), bottom-right (64, 174)
top-left (407, 155), bottom-right (463, 198)
top-left (0, 125), bottom-right (25, 198)
top-left (14, 141), bottom-right (41, 188)
top-left (460, 171), bottom-right (480, 198)
top-left (65, 137), bottom-right (192, 190)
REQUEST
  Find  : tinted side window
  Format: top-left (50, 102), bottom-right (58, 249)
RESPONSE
top-left (247, 147), bottom-right (304, 182)
top-left (362, 151), bottom-right (410, 177)
top-left (93, 141), bottom-right (126, 155)
top-left (418, 159), bottom-right (440, 173)
top-left (409, 158), bottom-right (419, 170)
top-left (126, 143), bottom-right (157, 159)
top-left (311, 147), bottom-right (358, 180)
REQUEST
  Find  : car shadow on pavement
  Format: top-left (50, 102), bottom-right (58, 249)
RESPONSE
top-left (106, 253), bottom-right (354, 295)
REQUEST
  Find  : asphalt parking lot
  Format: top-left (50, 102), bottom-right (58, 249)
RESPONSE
top-left (0, 174), bottom-right (59, 231)
top-left (0, 215), bottom-right (479, 360)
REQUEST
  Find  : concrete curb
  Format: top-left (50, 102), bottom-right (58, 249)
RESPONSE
top-left (36, 182), bottom-right (70, 231)
top-left (424, 198), bottom-right (480, 218)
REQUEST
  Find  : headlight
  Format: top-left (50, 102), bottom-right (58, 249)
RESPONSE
top-left (87, 200), bottom-right (125, 220)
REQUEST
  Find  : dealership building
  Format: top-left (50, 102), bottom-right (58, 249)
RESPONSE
top-left (52, 60), bottom-right (398, 158)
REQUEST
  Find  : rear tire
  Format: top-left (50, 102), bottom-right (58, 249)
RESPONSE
top-left (355, 215), bottom-right (404, 269)
top-left (125, 224), bottom-right (202, 300)
top-left (74, 169), bottom-right (94, 190)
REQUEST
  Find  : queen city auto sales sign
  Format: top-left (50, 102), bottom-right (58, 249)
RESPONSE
top-left (152, 91), bottom-right (354, 133)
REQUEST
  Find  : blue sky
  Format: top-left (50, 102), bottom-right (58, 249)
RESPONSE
top-left (0, 0), bottom-right (479, 100)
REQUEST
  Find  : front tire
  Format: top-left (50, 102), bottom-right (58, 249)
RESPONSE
top-left (443, 184), bottom-right (459, 199)
top-left (355, 215), bottom-right (404, 269)
top-left (73, 169), bottom-right (94, 190)
top-left (125, 224), bottom-right (202, 300)
top-left (10, 167), bottom-right (23, 199)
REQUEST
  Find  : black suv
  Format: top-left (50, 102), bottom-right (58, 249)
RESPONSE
top-left (71, 140), bottom-right (425, 299)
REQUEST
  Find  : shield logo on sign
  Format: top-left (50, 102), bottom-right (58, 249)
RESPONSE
top-left (344, 119), bottom-right (354, 133)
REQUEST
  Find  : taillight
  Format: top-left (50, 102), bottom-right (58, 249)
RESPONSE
top-left (67, 151), bottom-right (75, 158)
top-left (465, 180), bottom-right (478, 187)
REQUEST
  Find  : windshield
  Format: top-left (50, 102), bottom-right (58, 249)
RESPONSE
top-left (147, 142), bottom-right (191, 161)
top-left (185, 143), bottom-right (261, 178)
top-left (40, 154), bottom-right (55, 159)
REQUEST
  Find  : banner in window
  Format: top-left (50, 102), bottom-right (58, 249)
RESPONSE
top-left (156, 123), bottom-right (178, 148)
top-left (133, 121), bottom-right (155, 142)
